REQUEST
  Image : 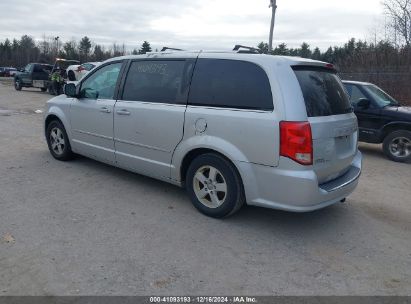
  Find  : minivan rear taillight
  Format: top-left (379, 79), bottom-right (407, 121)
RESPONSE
top-left (280, 121), bottom-right (313, 165)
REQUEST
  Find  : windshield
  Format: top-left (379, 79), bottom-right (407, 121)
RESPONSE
top-left (363, 85), bottom-right (398, 107)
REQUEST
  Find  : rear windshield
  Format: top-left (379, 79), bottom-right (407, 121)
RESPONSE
top-left (293, 66), bottom-right (352, 117)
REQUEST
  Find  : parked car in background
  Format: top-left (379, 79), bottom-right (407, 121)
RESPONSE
top-left (44, 49), bottom-right (362, 218)
top-left (14, 63), bottom-right (53, 91)
top-left (0, 67), bottom-right (18, 77)
top-left (66, 62), bottom-right (100, 81)
top-left (6, 67), bottom-right (18, 77)
top-left (343, 80), bottom-right (411, 162)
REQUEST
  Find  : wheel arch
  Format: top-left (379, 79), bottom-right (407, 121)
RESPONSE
top-left (44, 110), bottom-right (73, 146)
top-left (67, 70), bottom-right (76, 81)
top-left (177, 147), bottom-right (246, 197)
top-left (380, 122), bottom-right (411, 141)
top-left (45, 114), bottom-right (61, 134)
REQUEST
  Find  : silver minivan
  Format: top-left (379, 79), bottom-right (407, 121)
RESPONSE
top-left (44, 49), bottom-right (362, 218)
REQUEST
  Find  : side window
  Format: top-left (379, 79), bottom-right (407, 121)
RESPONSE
top-left (344, 84), bottom-right (353, 97)
top-left (348, 85), bottom-right (367, 105)
top-left (33, 65), bottom-right (46, 73)
top-left (188, 59), bottom-right (273, 110)
top-left (122, 60), bottom-right (191, 104)
top-left (80, 62), bottom-right (122, 100)
top-left (25, 64), bottom-right (32, 72)
top-left (43, 65), bottom-right (52, 73)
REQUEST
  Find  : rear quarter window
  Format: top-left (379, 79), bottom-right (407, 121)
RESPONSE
top-left (188, 59), bottom-right (273, 111)
top-left (293, 67), bottom-right (352, 117)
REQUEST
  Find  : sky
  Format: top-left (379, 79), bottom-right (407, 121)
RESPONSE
top-left (0, 0), bottom-right (385, 51)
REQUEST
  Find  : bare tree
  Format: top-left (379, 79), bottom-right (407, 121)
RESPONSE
top-left (383, 0), bottom-right (411, 46)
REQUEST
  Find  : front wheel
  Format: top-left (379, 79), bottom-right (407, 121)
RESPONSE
top-left (46, 120), bottom-right (74, 161)
top-left (14, 79), bottom-right (22, 91)
top-left (383, 130), bottom-right (411, 162)
top-left (186, 153), bottom-right (245, 218)
top-left (40, 88), bottom-right (47, 92)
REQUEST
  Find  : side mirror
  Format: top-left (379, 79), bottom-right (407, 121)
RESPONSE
top-left (64, 83), bottom-right (77, 97)
top-left (356, 98), bottom-right (370, 109)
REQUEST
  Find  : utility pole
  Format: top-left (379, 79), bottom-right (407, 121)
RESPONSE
top-left (54, 36), bottom-right (60, 59)
top-left (268, 0), bottom-right (277, 52)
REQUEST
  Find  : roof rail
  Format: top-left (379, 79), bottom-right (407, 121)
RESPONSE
top-left (233, 45), bottom-right (261, 54)
top-left (161, 47), bottom-right (185, 52)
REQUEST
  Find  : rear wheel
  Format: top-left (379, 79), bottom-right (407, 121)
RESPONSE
top-left (46, 120), bottom-right (74, 161)
top-left (383, 130), bottom-right (411, 162)
top-left (40, 88), bottom-right (47, 92)
top-left (14, 78), bottom-right (22, 91)
top-left (186, 153), bottom-right (245, 218)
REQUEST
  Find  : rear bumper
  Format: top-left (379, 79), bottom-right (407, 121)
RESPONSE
top-left (237, 150), bottom-right (362, 212)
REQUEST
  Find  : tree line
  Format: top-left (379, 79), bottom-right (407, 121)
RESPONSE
top-left (1, 34), bottom-right (410, 103)
top-left (0, 35), bottom-right (153, 68)
top-left (256, 39), bottom-right (411, 104)
top-left (255, 0), bottom-right (411, 103)
top-left (2, 34), bottom-right (410, 72)
top-left (257, 39), bottom-right (411, 73)
top-left (0, 0), bottom-right (409, 102)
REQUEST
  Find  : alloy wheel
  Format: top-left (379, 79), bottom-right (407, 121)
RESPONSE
top-left (193, 165), bottom-right (228, 208)
top-left (50, 127), bottom-right (66, 156)
top-left (389, 137), bottom-right (411, 158)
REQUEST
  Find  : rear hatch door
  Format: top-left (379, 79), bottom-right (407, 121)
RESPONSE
top-left (293, 66), bottom-right (358, 184)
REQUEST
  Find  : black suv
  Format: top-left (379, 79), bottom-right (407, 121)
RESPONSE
top-left (343, 81), bottom-right (411, 162)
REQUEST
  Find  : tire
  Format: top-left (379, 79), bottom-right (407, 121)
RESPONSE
top-left (14, 78), bottom-right (22, 91)
top-left (46, 120), bottom-right (74, 161)
top-left (186, 153), bottom-right (245, 218)
top-left (40, 88), bottom-right (47, 92)
top-left (68, 71), bottom-right (76, 81)
top-left (383, 130), bottom-right (411, 162)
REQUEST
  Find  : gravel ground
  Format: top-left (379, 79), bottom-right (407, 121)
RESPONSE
top-left (0, 81), bottom-right (410, 296)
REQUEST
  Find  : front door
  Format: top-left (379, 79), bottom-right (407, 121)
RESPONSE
top-left (20, 64), bottom-right (33, 85)
top-left (70, 62), bottom-right (123, 164)
top-left (346, 84), bottom-right (382, 142)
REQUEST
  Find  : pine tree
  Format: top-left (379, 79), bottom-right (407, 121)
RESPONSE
top-left (257, 42), bottom-right (269, 54)
top-left (139, 41), bottom-right (152, 54)
top-left (299, 42), bottom-right (311, 58)
top-left (79, 36), bottom-right (92, 61)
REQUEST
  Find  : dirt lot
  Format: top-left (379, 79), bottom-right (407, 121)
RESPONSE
top-left (0, 80), bottom-right (410, 296)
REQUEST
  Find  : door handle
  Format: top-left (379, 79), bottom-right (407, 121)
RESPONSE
top-left (116, 109), bottom-right (131, 115)
top-left (100, 107), bottom-right (111, 113)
